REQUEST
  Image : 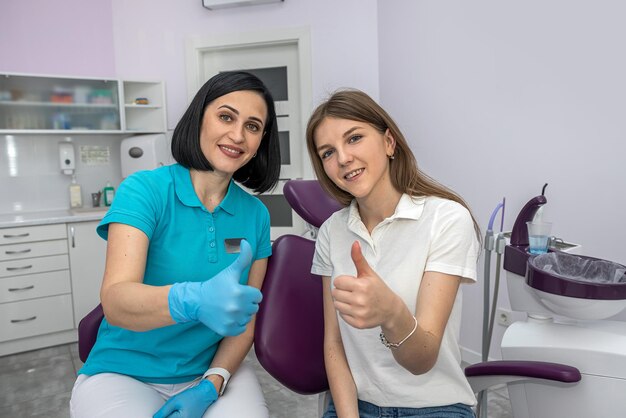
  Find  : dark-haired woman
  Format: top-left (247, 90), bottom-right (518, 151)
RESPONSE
top-left (70, 71), bottom-right (281, 418)
top-left (307, 89), bottom-right (480, 418)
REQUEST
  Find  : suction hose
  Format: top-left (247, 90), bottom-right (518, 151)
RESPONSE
top-left (477, 199), bottom-right (505, 418)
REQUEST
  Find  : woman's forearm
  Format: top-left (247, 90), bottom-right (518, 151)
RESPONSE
top-left (325, 340), bottom-right (359, 418)
top-left (210, 318), bottom-right (255, 373)
top-left (381, 302), bottom-right (440, 375)
top-left (101, 281), bottom-right (174, 331)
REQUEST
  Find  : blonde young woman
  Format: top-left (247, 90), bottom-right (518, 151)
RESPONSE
top-left (306, 90), bottom-right (480, 418)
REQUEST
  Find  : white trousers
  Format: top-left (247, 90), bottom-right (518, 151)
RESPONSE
top-left (69, 363), bottom-right (268, 418)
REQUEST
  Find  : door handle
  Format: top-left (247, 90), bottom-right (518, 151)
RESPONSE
top-left (3, 233), bottom-right (30, 239)
top-left (6, 265), bottom-right (33, 271)
top-left (5, 249), bottom-right (32, 255)
top-left (8, 285), bottom-right (35, 292)
top-left (10, 316), bottom-right (37, 323)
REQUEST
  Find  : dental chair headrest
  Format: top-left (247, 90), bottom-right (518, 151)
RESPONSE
top-left (283, 180), bottom-right (343, 228)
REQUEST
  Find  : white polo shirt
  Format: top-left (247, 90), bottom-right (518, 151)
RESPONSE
top-left (312, 194), bottom-right (479, 408)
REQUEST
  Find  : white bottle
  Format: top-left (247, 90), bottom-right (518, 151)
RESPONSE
top-left (69, 176), bottom-right (83, 208)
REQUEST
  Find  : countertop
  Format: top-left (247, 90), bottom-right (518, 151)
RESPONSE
top-left (0, 207), bottom-right (109, 229)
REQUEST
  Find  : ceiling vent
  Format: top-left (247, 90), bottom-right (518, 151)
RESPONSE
top-left (202, 0), bottom-right (284, 10)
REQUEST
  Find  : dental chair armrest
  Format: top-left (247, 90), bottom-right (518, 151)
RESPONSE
top-left (465, 360), bottom-right (581, 393)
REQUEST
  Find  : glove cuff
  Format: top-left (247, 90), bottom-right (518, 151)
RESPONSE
top-left (168, 282), bottom-right (197, 323)
top-left (198, 378), bottom-right (219, 402)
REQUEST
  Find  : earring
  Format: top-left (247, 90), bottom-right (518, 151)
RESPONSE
top-left (252, 152), bottom-right (257, 158)
top-left (388, 154), bottom-right (395, 160)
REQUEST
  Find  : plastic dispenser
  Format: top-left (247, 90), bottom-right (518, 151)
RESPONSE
top-left (59, 142), bottom-right (75, 175)
top-left (120, 133), bottom-right (169, 178)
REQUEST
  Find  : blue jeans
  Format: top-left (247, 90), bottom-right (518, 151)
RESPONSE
top-left (322, 398), bottom-right (475, 418)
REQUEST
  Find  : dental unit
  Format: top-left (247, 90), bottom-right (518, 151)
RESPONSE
top-left (473, 185), bottom-right (626, 417)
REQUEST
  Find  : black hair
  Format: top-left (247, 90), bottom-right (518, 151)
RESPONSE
top-left (171, 71), bottom-right (281, 194)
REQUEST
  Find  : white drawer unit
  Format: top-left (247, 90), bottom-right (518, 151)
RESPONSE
top-left (0, 220), bottom-right (105, 356)
top-left (0, 223), bottom-right (74, 354)
top-left (0, 294), bottom-right (74, 342)
top-left (0, 224), bottom-right (67, 245)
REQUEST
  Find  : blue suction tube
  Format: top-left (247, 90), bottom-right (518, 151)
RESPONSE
top-left (478, 198), bottom-right (506, 418)
top-left (482, 199), bottom-right (505, 362)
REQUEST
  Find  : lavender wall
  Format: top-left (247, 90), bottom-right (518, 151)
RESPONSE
top-left (0, 0), bottom-right (116, 76)
top-left (378, 0), bottom-right (626, 361)
top-left (110, 0), bottom-right (379, 129)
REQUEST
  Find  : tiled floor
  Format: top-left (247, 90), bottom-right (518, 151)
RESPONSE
top-left (0, 343), bottom-right (511, 417)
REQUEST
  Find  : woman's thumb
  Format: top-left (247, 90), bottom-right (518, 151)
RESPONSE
top-left (351, 241), bottom-right (372, 277)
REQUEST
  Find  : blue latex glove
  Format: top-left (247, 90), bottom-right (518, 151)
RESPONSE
top-left (153, 379), bottom-right (218, 418)
top-left (168, 239), bottom-right (263, 336)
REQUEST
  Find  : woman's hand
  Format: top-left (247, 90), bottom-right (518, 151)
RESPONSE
top-left (153, 379), bottom-right (218, 418)
top-left (168, 239), bottom-right (263, 336)
top-left (331, 241), bottom-right (402, 329)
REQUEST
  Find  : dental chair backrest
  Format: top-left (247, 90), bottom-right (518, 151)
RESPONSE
top-left (254, 179), bottom-right (343, 395)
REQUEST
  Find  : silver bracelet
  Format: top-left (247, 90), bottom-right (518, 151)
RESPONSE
top-left (379, 315), bottom-right (418, 349)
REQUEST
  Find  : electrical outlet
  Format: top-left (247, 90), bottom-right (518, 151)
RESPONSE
top-left (496, 308), bottom-right (513, 327)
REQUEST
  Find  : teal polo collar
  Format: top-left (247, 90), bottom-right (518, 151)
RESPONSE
top-left (172, 164), bottom-right (237, 215)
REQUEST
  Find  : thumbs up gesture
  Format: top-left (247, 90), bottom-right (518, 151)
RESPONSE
top-left (168, 239), bottom-right (263, 336)
top-left (332, 241), bottom-right (398, 329)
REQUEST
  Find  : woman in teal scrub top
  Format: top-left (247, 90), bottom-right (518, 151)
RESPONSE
top-left (70, 71), bottom-right (281, 418)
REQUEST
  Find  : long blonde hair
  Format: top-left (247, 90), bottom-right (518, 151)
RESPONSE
top-left (306, 89), bottom-right (480, 238)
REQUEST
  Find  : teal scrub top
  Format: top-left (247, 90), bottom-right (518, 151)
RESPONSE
top-left (78, 163), bottom-right (271, 383)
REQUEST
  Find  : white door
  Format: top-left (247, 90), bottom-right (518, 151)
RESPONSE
top-left (200, 41), bottom-right (302, 181)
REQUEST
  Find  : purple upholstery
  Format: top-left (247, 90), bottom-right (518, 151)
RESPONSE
top-left (78, 303), bottom-right (104, 363)
top-left (254, 180), bottom-right (341, 394)
top-left (465, 360), bottom-right (581, 383)
top-left (284, 180), bottom-right (343, 228)
top-left (254, 235), bottom-right (329, 394)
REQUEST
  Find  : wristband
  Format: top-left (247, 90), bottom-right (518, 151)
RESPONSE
top-left (202, 367), bottom-right (231, 396)
top-left (379, 315), bottom-right (418, 349)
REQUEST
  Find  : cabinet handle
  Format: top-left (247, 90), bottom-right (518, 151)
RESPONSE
top-left (5, 249), bottom-right (31, 255)
top-left (6, 265), bottom-right (33, 271)
top-left (3, 233), bottom-right (30, 239)
top-left (8, 285), bottom-right (35, 292)
top-left (10, 316), bottom-right (37, 323)
top-left (70, 226), bottom-right (75, 248)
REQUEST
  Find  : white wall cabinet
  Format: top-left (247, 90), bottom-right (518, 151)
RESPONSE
top-left (0, 221), bottom-right (106, 356)
top-left (0, 73), bottom-right (166, 134)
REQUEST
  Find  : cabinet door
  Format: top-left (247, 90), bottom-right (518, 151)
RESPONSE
top-left (67, 221), bottom-right (106, 326)
top-left (0, 74), bottom-right (121, 133)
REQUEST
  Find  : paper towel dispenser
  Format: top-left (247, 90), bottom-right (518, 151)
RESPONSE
top-left (120, 134), bottom-right (171, 178)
